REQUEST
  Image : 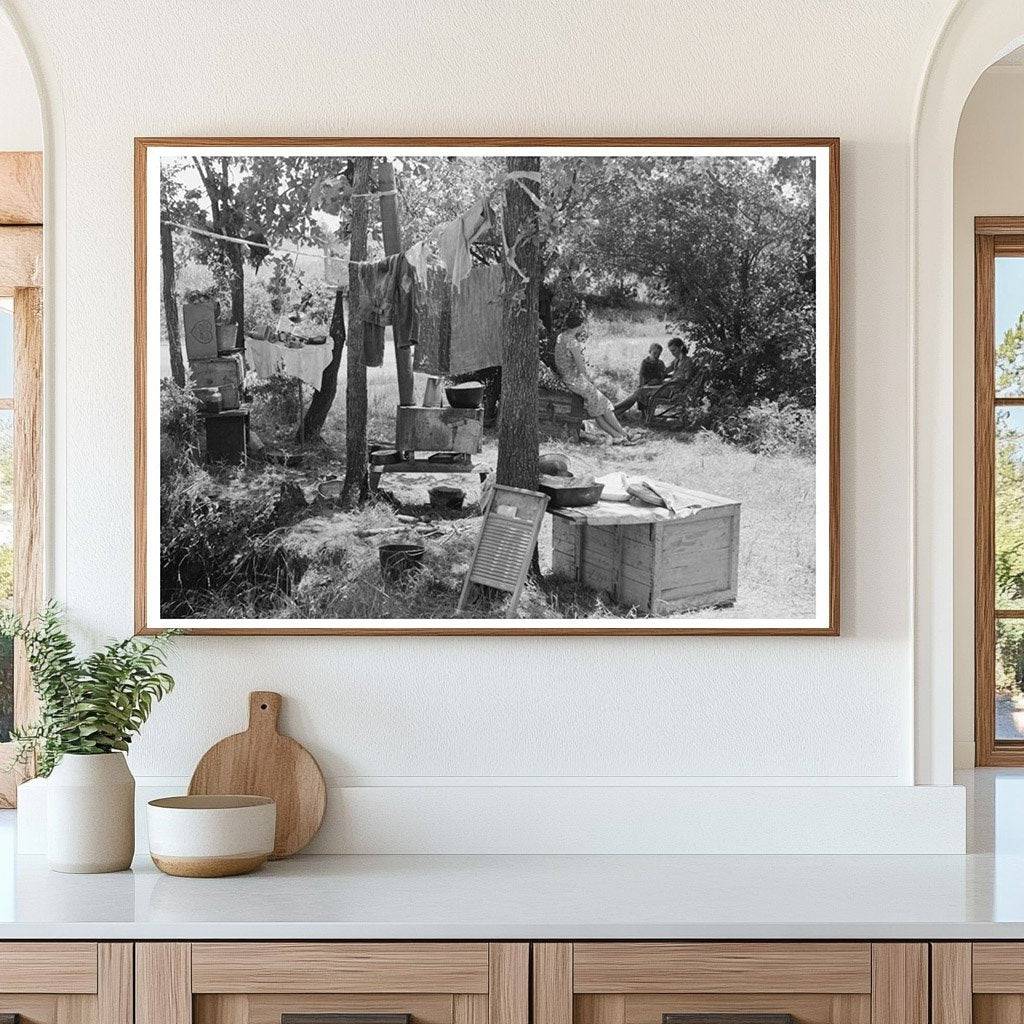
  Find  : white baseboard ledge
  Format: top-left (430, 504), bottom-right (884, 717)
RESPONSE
top-left (17, 778), bottom-right (966, 856)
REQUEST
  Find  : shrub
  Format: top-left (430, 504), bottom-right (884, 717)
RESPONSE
top-left (160, 378), bottom-right (200, 474)
top-left (717, 400), bottom-right (816, 458)
top-left (249, 374), bottom-right (302, 444)
top-left (159, 469), bottom-right (305, 617)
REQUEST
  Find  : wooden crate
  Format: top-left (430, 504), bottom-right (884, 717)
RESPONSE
top-left (538, 386), bottom-right (585, 440)
top-left (190, 352), bottom-right (244, 390)
top-left (551, 495), bottom-right (740, 613)
top-left (395, 406), bottom-right (483, 454)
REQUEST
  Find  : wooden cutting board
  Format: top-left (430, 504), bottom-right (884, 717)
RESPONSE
top-left (188, 691), bottom-right (326, 859)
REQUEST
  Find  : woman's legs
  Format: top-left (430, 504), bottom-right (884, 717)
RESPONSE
top-left (590, 414), bottom-right (619, 439)
top-left (595, 410), bottom-right (635, 441)
top-left (600, 410), bottom-right (629, 438)
top-left (569, 378), bottom-right (635, 441)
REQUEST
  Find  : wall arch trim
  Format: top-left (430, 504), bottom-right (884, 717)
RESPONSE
top-left (912, 0), bottom-right (1024, 784)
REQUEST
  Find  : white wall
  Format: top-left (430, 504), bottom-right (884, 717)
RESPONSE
top-left (952, 65), bottom-right (1024, 767)
top-left (1, 0), bottom-right (971, 851)
top-left (0, 8), bottom-right (40, 151)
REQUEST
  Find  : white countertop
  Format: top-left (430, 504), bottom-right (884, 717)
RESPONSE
top-left (0, 769), bottom-right (1021, 941)
top-left (1, 849), bottom-right (1024, 940)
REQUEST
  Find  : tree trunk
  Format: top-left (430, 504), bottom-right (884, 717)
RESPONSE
top-left (496, 156), bottom-right (541, 492)
top-left (227, 243), bottom-right (246, 350)
top-left (195, 157), bottom-right (245, 350)
top-left (340, 156), bottom-right (374, 507)
top-left (376, 158), bottom-right (415, 407)
top-left (299, 289), bottom-right (346, 440)
top-left (160, 221), bottom-right (186, 388)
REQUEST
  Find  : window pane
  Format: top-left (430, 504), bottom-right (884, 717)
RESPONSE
top-left (997, 407), bottom-right (1024, 610)
top-left (0, 410), bottom-right (12, 742)
top-left (996, 256), bottom-right (1024, 396)
top-left (998, 619), bottom-right (1024, 740)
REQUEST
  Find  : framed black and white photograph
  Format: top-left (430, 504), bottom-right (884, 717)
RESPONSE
top-left (135, 138), bottom-right (839, 635)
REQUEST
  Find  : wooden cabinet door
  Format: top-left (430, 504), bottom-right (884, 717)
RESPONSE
top-left (0, 942), bottom-right (132, 1024)
top-left (534, 944), bottom-right (928, 1024)
top-left (137, 943), bottom-right (528, 1024)
top-left (934, 943), bottom-right (1024, 1024)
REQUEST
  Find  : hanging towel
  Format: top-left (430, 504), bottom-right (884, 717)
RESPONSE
top-left (449, 263), bottom-right (504, 375)
top-left (413, 266), bottom-right (452, 375)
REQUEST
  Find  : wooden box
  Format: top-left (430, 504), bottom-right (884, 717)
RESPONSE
top-left (395, 406), bottom-right (483, 454)
top-left (183, 300), bottom-right (219, 361)
top-left (551, 491), bottom-right (740, 613)
top-left (538, 385), bottom-right (585, 440)
top-left (190, 352), bottom-right (244, 390)
top-left (204, 407), bottom-right (249, 465)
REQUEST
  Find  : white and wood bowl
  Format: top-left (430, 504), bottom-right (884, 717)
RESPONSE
top-left (147, 795), bottom-right (276, 878)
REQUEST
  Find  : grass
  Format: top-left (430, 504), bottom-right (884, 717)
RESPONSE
top-left (161, 312), bottom-right (816, 621)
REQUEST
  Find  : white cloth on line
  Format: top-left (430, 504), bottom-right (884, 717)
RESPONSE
top-left (244, 336), bottom-right (334, 391)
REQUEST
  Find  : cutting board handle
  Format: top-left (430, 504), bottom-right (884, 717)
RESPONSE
top-left (248, 691), bottom-right (282, 734)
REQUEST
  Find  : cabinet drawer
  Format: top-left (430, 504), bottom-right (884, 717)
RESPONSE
top-left (934, 943), bottom-right (1024, 1024)
top-left (973, 943), bottom-right (1024, 992)
top-left (572, 943), bottom-right (872, 994)
top-left (534, 944), bottom-right (925, 1024)
top-left (139, 942), bottom-right (528, 1024)
top-left (0, 943), bottom-right (130, 1024)
top-left (191, 943), bottom-right (490, 993)
top-left (0, 942), bottom-right (98, 993)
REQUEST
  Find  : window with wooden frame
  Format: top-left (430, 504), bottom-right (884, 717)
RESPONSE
top-left (0, 151), bottom-right (43, 806)
top-left (976, 218), bottom-right (1024, 765)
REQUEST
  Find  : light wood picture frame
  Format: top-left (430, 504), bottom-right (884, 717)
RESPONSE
top-left (135, 137), bottom-right (840, 636)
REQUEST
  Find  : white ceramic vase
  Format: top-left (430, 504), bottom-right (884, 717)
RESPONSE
top-left (46, 752), bottom-right (135, 873)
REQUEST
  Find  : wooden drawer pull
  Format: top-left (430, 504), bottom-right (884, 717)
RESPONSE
top-left (665, 1016), bottom-right (797, 1024)
top-left (283, 1015), bottom-right (411, 1024)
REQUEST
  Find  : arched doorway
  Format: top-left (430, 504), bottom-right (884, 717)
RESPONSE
top-left (914, 0), bottom-right (1024, 785)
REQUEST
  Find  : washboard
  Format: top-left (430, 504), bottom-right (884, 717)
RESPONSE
top-left (457, 484), bottom-right (549, 617)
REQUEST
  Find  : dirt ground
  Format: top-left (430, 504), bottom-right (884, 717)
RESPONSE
top-left (163, 313), bottom-right (817, 621)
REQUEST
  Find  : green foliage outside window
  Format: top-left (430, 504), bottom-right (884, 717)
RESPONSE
top-left (995, 317), bottom-right (1024, 694)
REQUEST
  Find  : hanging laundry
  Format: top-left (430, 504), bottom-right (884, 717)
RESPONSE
top-left (353, 253), bottom-right (421, 367)
top-left (413, 266), bottom-right (452, 376)
top-left (405, 235), bottom-right (436, 284)
top-left (245, 336), bottom-right (282, 379)
top-left (437, 198), bottom-right (495, 292)
top-left (356, 259), bottom-right (387, 367)
top-left (449, 263), bottom-right (504, 375)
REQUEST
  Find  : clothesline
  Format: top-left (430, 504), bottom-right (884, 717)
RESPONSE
top-left (164, 168), bottom-right (545, 288)
top-left (162, 219), bottom-right (345, 265)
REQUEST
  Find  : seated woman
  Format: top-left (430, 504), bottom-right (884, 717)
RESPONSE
top-left (553, 309), bottom-right (637, 445)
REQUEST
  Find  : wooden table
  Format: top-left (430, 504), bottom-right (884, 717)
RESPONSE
top-left (549, 483), bottom-right (741, 613)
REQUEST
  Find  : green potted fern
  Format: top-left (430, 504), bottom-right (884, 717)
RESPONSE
top-left (3, 604), bottom-right (177, 873)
